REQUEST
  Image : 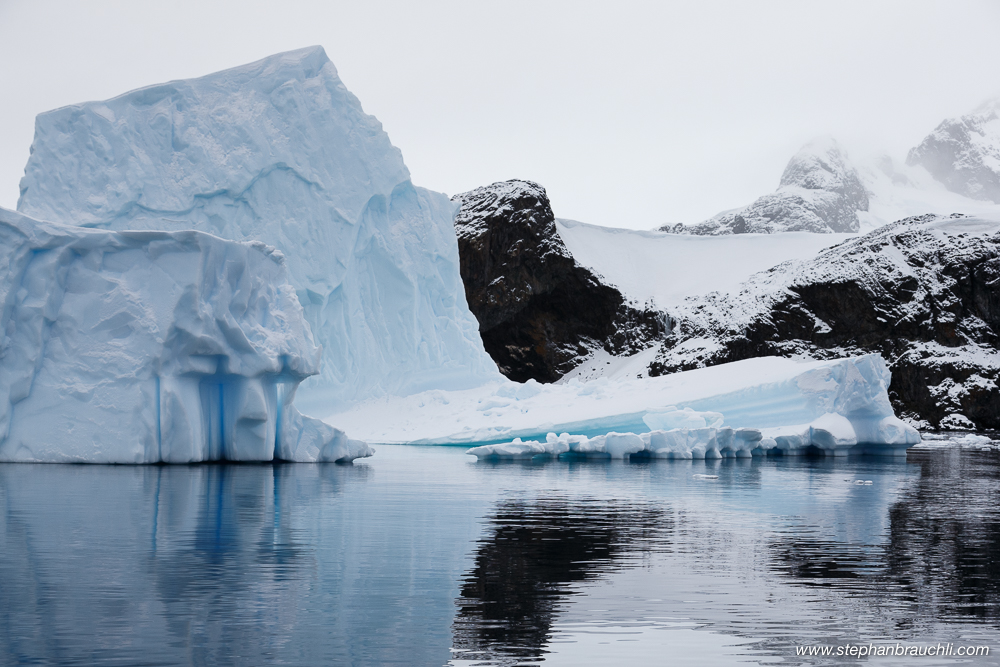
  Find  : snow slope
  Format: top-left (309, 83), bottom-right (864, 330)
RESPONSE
top-left (857, 153), bottom-right (1000, 231)
top-left (0, 207), bottom-right (371, 463)
top-left (556, 218), bottom-right (853, 310)
top-left (333, 353), bottom-right (918, 458)
top-left (16, 46), bottom-right (500, 414)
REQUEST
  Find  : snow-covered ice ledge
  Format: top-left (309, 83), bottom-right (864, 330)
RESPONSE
top-left (467, 355), bottom-right (919, 460)
top-left (0, 208), bottom-right (371, 464)
top-left (332, 353), bottom-right (918, 459)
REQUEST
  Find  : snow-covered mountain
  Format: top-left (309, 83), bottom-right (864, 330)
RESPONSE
top-left (908, 99), bottom-right (1000, 203)
top-left (664, 139), bottom-right (870, 235)
top-left (452, 180), bottom-right (664, 382)
top-left (667, 104), bottom-right (1000, 237)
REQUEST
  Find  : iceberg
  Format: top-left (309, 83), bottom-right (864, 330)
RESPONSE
top-left (0, 207), bottom-right (371, 464)
top-left (331, 354), bottom-right (919, 458)
top-left (17, 46), bottom-right (500, 414)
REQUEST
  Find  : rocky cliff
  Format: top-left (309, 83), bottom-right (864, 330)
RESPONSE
top-left (651, 214), bottom-right (1000, 430)
top-left (452, 180), bottom-right (664, 382)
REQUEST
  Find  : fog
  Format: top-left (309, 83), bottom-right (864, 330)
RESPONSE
top-left (1, 0), bottom-right (998, 228)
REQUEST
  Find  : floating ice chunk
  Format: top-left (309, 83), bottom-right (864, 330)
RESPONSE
top-left (954, 434), bottom-right (993, 447)
top-left (467, 438), bottom-right (547, 460)
top-left (762, 425), bottom-right (811, 454)
top-left (808, 413), bottom-right (858, 455)
top-left (852, 415), bottom-right (922, 446)
top-left (0, 207), bottom-right (370, 464)
top-left (604, 433), bottom-right (646, 460)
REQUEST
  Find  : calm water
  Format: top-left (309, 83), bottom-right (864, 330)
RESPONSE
top-left (2, 438), bottom-right (1000, 666)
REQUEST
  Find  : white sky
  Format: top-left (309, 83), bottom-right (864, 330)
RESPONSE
top-left (1, 0), bottom-right (998, 229)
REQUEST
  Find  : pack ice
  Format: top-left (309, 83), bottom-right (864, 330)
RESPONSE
top-left (0, 207), bottom-right (371, 464)
top-left (17, 46), bottom-right (499, 414)
top-left (333, 354), bottom-right (920, 459)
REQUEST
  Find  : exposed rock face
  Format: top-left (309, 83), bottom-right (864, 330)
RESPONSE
top-left (666, 139), bottom-right (869, 235)
top-left (650, 214), bottom-right (1000, 430)
top-left (453, 180), bottom-right (664, 382)
top-left (908, 99), bottom-right (1000, 203)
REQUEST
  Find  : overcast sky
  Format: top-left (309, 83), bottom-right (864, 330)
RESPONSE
top-left (1, 0), bottom-right (998, 229)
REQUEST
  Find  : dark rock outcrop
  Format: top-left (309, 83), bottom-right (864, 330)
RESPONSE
top-left (665, 139), bottom-right (869, 235)
top-left (453, 180), bottom-right (664, 383)
top-left (907, 99), bottom-right (1000, 203)
top-left (650, 214), bottom-right (1000, 430)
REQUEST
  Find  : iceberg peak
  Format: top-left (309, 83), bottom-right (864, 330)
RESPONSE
top-left (18, 47), bottom-right (500, 413)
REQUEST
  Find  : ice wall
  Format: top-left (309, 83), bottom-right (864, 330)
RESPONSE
top-left (0, 207), bottom-right (370, 463)
top-left (17, 46), bottom-right (499, 413)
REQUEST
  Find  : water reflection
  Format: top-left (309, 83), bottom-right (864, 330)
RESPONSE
top-left (766, 448), bottom-right (1000, 627)
top-left (4, 445), bottom-right (1000, 666)
top-left (0, 462), bottom-right (370, 667)
top-left (452, 497), bottom-right (672, 665)
top-left (886, 449), bottom-right (1000, 623)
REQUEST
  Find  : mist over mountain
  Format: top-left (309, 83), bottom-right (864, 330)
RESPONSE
top-left (663, 139), bottom-right (870, 235)
top-left (908, 99), bottom-right (1000, 204)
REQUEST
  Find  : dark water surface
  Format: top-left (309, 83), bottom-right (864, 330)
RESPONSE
top-left (2, 439), bottom-right (1000, 666)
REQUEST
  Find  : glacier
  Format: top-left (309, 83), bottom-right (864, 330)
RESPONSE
top-left (17, 46), bottom-right (500, 414)
top-left (332, 354), bottom-right (919, 458)
top-left (0, 206), bottom-right (371, 464)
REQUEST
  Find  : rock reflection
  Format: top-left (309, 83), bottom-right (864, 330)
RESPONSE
top-left (768, 448), bottom-right (1000, 626)
top-left (771, 534), bottom-right (882, 583)
top-left (885, 448), bottom-right (1000, 623)
top-left (452, 497), bottom-right (671, 665)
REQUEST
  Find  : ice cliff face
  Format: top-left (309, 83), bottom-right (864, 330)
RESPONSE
top-left (17, 46), bottom-right (499, 413)
top-left (651, 215), bottom-right (1000, 431)
top-left (0, 207), bottom-right (371, 463)
top-left (452, 180), bottom-right (664, 382)
top-left (908, 99), bottom-right (1000, 203)
top-left (668, 139), bottom-right (869, 235)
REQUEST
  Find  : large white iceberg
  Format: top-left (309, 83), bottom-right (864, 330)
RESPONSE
top-left (17, 46), bottom-right (499, 414)
top-left (0, 207), bottom-right (371, 464)
top-left (332, 354), bottom-right (919, 458)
